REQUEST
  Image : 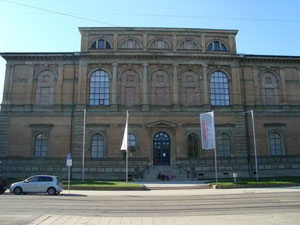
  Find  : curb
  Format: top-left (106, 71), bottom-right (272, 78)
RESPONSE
top-left (212, 183), bottom-right (300, 189)
top-left (63, 185), bottom-right (147, 191)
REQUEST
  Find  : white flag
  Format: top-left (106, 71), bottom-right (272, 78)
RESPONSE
top-left (200, 111), bottom-right (216, 149)
top-left (121, 111), bottom-right (129, 151)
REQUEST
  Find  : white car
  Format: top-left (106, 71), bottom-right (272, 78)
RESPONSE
top-left (10, 175), bottom-right (63, 195)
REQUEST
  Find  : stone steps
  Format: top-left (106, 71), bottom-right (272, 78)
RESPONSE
top-left (142, 165), bottom-right (189, 181)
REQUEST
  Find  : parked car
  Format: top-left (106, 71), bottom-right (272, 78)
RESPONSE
top-left (0, 176), bottom-right (8, 194)
top-left (10, 175), bottom-right (63, 195)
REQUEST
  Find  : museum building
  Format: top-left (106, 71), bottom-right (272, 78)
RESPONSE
top-left (1, 27), bottom-right (300, 180)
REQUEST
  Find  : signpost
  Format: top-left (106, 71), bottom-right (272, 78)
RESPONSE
top-left (66, 153), bottom-right (72, 193)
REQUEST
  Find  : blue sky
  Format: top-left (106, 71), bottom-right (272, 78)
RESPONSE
top-left (0, 0), bottom-right (299, 101)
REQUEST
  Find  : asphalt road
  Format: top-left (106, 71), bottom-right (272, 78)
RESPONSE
top-left (1, 189), bottom-right (300, 225)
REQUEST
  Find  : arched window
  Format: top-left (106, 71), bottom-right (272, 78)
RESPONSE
top-left (119, 38), bottom-right (142, 49)
top-left (149, 38), bottom-right (171, 49)
top-left (217, 133), bottom-right (230, 157)
top-left (128, 134), bottom-right (136, 158)
top-left (91, 134), bottom-right (104, 158)
top-left (207, 41), bottom-right (227, 51)
top-left (178, 38), bottom-right (201, 50)
top-left (89, 70), bottom-right (110, 105)
top-left (181, 71), bottom-right (201, 106)
top-left (151, 70), bottom-right (171, 105)
top-left (261, 73), bottom-right (280, 105)
top-left (90, 39), bottom-right (112, 49)
top-left (35, 70), bottom-right (56, 105)
top-left (187, 133), bottom-right (199, 158)
top-left (34, 133), bottom-right (47, 157)
top-left (120, 69), bottom-right (140, 106)
top-left (269, 132), bottom-right (282, 155)
top-left (210, 71), bottom-right (230, 105)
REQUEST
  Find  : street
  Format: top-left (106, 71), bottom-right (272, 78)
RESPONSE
top-left (1, 187), bottom-right (300, 224)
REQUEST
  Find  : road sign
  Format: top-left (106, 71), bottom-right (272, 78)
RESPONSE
top-left (66, 154), bottom-right (72, 167)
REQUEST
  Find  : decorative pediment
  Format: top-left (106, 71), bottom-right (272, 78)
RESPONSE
top-left (146, 120), bottom-right (177, 128)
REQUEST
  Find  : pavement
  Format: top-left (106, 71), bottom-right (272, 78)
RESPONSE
top-left (4, 182), bottom-right (300, 225)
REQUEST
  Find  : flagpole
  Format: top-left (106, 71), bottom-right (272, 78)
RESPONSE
top-left (126, 145), bottom-right (128, 183)
top-left (212, 111), bottom-right (218, 183)
top-left (82, 109), bottom-right (86, 182)
top-left (251, 110), bottom-right (259, 181)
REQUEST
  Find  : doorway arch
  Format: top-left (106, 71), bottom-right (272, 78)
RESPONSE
top-left (153, 132), bottom-right (170, 165)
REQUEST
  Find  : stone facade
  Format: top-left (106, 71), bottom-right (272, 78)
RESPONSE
top-left (1, 27), bottom-right (300, 180)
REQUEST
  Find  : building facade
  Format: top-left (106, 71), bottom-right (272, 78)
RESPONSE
top-left (1, 27), bottom-right (300, 180)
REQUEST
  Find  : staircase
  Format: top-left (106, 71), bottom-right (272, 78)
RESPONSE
top-left (142, 165), bottom-right (189, 181)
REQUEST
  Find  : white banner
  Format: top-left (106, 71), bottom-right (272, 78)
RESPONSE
top-left (200, 112), bottom-right (216, 149)
top-left (120, 111), bottom-right (129, 151)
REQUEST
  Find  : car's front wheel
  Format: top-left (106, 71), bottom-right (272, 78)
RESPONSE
top-left (47, 187), bottom-right (56, 195)
top-left (14, 187), bottom-right (22, 195)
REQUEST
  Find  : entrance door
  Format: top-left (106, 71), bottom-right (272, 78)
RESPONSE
top-left (153, 132), bottom-right (170, 165)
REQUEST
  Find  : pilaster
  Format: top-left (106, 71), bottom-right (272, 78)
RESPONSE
top-left (26, 64), bottom-right (34, 106)
top-left (55, 63), bottom-right (64, 107)
top-left (77, 61), bottom-right (88, 106)
top-left (111, 62), bottom-right (118, 111)
top-left (253, 66), bottom-right (261, 106)
top-left (201, 34), bottom-right (206, 53)
top-left (142, 63), bottom-right (149, 111)
top-left (202, 63), bottom-right (209, 105)
top-left (280, 67), bottom-right (288, 105)
top-left (172, 64), bottom-right (180, 111)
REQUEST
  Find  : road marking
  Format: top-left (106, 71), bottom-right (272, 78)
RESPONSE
top-left (43, 202), bottom-right (106, 206)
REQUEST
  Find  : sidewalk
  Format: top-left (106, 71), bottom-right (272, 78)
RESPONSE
top-left (28, 186), bottom-right (300, 225)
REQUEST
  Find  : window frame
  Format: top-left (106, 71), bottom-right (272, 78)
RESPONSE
top-left (210, 71), bottom-right (230, 106)
top-left (89, 70), bottom-right (110, 106)
top-left (90, 39), bottom-right (112, 49)
top-left (91, 133), bottom-right (105, 158)
top-left (187, 133), bottom-right (200, 158)
top-left (217, 133), bottom-right (231, 157)
top-left (206, 40), bottom-right (228, 51)
top-left (34, 133), bottom-right (48, 157)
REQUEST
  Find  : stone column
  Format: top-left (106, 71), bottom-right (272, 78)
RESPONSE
top-left (142, 63), bottom-right (149, 111)
top-left (202, 63), bottom-right (209, 105)
top-left (26, 64), bottom-right (34, 109)
top-left (173, 64), bottom-right (180, 111)
top-left (280, 67), bottom-right (288, 105)
top-left (111, 63), bottom-right (118, 111)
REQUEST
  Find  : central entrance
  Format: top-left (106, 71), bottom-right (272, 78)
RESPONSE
top-left (153, 132), bottom-right (170, 165)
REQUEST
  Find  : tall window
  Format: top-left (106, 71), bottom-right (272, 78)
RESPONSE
top-left (34, 133), bottom-right (47, 157)
top-left (91, 134), bottom-right (104, 158)
top-left (207, 41), bottom-right (227, 51)
top-left (217, 133), bottom-right (230, 157)
top-left (210, 71), bottom-right (230, 105)
top-left (261, 73), bottom-right (279, 105)
top-left (187, 133), bottom-right (199, 158)
top-left (122, 134), bottom-right (136, 158)
top-left (89, 70), bottom-right (110, 105)
top-left (90, 39), bottom-right (112, 49)
top-left (269, 132), bottom-right (282, 155)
